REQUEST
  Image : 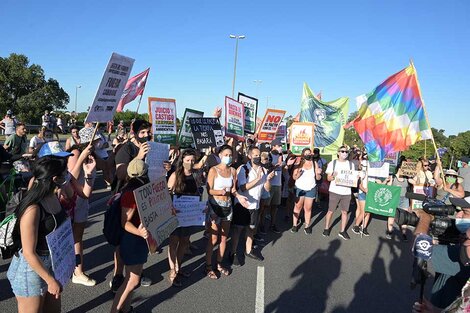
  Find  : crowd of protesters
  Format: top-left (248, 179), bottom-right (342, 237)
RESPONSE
top-left (2, 109), bottom-right (470, 313)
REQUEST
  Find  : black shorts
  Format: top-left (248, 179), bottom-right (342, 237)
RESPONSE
top-left (232, 203), bottom-right (259, 229)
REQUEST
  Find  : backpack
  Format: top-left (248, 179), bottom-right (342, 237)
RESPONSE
top-left (0, 188), bottom-right (26, 259)
top-left (103, 193), bottom-right (123, 246)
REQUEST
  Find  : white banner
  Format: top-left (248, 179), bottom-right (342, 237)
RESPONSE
top-left (86, 53), bottom-right (134, 123)
top-left (133, 178), bottom-right (178, 253)
top-left (146, 142), bottom-right (169, 181)
top-left (46, 218), bottom-right (75, 288)
top-left (367, 162), bottom-right (390, 178)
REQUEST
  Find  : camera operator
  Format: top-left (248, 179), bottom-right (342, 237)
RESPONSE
top-left (412, 197), bottom-right (470, 312)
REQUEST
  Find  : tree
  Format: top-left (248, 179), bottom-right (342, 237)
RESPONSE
top-left (343, 111), bottom-right (361, 147)
top-left (0, 53), bottom-right (69, 124)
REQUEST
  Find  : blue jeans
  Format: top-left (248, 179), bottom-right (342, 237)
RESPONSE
top-left (7, 251), bottom-right (53, 297)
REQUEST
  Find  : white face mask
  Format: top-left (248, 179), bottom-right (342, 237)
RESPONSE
top-left (456, 218), bottom-right (470, 233)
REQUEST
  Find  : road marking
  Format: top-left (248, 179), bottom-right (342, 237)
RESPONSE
top-left (256, 266), bottom-right (265, 313)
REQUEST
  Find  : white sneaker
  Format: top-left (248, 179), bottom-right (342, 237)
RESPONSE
top-left (72, 272), bottom-right (96, 286)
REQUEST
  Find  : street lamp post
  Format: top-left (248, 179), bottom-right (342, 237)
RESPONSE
top-left (253, 80), bottom-right (262, 99)
top-left (230, 34), bottom-right (245, 98)
top-left (74, 85), bottom-right (81, 113)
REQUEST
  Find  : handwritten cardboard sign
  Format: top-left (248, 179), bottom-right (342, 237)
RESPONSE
top-left (335, 169), bottom-right (359, 187)
top-left (46, 218), bottom-right (75, 288)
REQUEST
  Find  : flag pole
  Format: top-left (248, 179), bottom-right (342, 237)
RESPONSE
top-left (410, 59), bottom-right (445, 181)
top-left (135, 94), bottom-right (144, 118)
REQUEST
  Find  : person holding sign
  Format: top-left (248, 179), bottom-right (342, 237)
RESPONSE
top-left (291, 148), bottom-right (322, 234)
top-left (323, 145), bottom-right (356, 240)
top-left (110, 159), bottom-right (151, 313)
top-left (434, 162), bottom-right (465, 204)
top-left (167, 149), bottom-right (203, 287)
top-left (205, 145), bottom-right (248, 279)
top-left (7, 156), bottom-right (71, 313)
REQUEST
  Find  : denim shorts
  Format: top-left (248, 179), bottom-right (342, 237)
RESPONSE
top-left (120, 231), bottom-right (149, 266)
top-left (358, 192), bottom-right (367, 201)
top-left (295, 186), bottom-right (317, 199)
top-left (7, 251), bottom-right (53, 297)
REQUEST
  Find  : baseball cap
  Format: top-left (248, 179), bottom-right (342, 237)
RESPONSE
top-left (127, 159), bottom-right (148, 178)
top-left (36, 141), bottom-right (73, 158)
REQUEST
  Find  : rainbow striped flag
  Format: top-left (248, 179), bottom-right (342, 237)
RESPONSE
top-left (349, 64), bottom-right (432, 162)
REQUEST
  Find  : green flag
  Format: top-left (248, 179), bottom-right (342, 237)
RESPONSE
top-left (364, 182), bottom-right (401, 217)
top-left (300, 83), bottom-right (349, 155)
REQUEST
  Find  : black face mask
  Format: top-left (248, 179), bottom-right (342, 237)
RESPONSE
top-left (313, 154), bottom-right (320, 160)
top-left (137, 135), bottom-right (152, 143)
top-left (304, 155), bottom-right (313, 161)
top-left (460, 245), bottom-right (470, 267)
top-left (252, 157), bottom-right (261, 165)
top-left (271, 150), bottom-right (279, 155)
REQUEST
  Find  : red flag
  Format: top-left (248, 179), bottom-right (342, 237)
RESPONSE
top-left (116, 68), bottom-right (150, 112)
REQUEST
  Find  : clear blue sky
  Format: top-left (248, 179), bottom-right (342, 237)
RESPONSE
top-left (1, 0), bottom-right (469, 135)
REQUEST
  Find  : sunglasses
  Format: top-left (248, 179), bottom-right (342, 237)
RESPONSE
top-left (339, 151), bottom-right (349, 153)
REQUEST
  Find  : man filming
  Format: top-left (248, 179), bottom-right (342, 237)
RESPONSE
top-left (412, 196), bottom-right (470, 312)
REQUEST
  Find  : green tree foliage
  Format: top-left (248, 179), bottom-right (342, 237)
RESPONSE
top-left (0, 53), bottom-right (69, 123)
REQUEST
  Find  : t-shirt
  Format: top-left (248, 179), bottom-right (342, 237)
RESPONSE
top-left (1, 118), bottom-right (16, 135)
top-left (29, 136), bottom-right (45, 149)
top-left (236, 163), bottom-right (267, 210)
top-left (271, 153), bottom-right (283, 186)
top-left (115, 141), bottom-right (139, 165)
top-left (325, 160), bottom-right (355, 195)
top-left (121, 191), bottom-right (140, 227)
top-left (459, 167), bottom-right (470, 192)
top-left (4, 134), bottom-right (27, 155)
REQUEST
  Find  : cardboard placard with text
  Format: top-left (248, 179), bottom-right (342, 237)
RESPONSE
top-left (257, 109), bottom-right (286, 143)
top-left (401, 161), bottom-right (418, 177)
top-left (289, 122), bottom-right (314, 155)
top-left (148, 97), bottom-right (177, 144)
top-left (189, 117), bottom-right (224, 149)
top-left (225, 97), bottom-right (245, 141)
top-left (237, 92), bottom-right (258, 134)
top-left (178, 108), bottom-right (204, 148)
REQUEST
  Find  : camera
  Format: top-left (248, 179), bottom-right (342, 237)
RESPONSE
top-left (395, 193), bottom-right (458, 243)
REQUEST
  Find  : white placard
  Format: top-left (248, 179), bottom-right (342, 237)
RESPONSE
top-left (133, 178), bottom-right (178, 253)
top-left (335, 170), bottom-right (359, 187)
top-left (86, 53), bottom-right (135, 123)
top-left (146, 142), bottom-right (169, 181)
top-left (46, 218), bottom-right (75, 288)
top-left (173, 196), bottom-right (206, 227)
top-left (367, 162), bottom-right (390, 178)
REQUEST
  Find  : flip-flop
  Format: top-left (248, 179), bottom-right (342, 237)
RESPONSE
top-left (217, 264), bottom-right (231, 276)
top-left (205, 266), bottom-right (218, 280)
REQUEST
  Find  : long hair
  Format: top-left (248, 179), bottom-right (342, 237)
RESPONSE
top-left (12, 156), bottom-right (68, 244)
top-left (296, 147), bottom-right (312, 169)
top-left (174, 149), bottom-right (197, 194)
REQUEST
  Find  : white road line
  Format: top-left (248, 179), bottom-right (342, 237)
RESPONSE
top-left (256, 266), bottom-right (265, 313)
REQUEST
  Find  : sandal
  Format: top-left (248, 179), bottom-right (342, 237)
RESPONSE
top-left (217, 263), bottom-right (231, 277)
top-left (205, 265), bottom-right (218, 280)
top-left (168, 269), bottom-right (183, 287)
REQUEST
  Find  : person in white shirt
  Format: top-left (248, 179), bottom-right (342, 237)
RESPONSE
top-left (351, 153), bottom-right (371, 236)
top-left (291, 148), bottom-right (322, 234)
top-left (323, 145), bottom-right (355, 240)
top-left (230, 146), bottom-right (274, 264)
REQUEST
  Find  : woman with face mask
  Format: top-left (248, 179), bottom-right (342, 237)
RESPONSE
top-left (205, 144), bottom-right (248, 279)
top-left (352, 153), bottom-right (371, 236)
top-left (434, 160), bottom-right (465, 204)
top-left (291, 148), bottom-right (322, 234)
top-left (167, 149), bottom-right (202, 287)
top-left (7, 156), bottom-right (71, 313)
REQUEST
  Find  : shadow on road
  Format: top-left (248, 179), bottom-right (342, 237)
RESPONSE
top-left (265, 239), bottom-right (342, 313)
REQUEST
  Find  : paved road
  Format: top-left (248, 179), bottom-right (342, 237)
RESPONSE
top-left (0, 194), bottom-right (430, 312)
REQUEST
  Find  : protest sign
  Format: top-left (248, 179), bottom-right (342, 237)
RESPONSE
top-left (384, 152), bottom-right (400, 174)
top-left (237, 92), bottom-right (258, 134)
top-left (365, 182), bottom-right (401, 217)
top-left (367, 162), bottom-right (390, 178)
top-left (46, 218), bottom-right (75, 288)
top-left (133, 178), bottom-right (178, 253)
top-left (179, 109), bottom-right (204, 148)
top-left (86, 53), bottom-right (134, 123)
top-left (401, 161), bottom-right (418, 177)
top-left (146, 142), bottom-right (169, 181)
top-left (148, 97), bottom-right (177, 144)
top-left (225, 97), bottom-right (245, 141)
top-left (276, 122), bottom-right (288, 151)
top-left (258, 109), bottom-right (286, 143)
top-left (411, 185), bottom-right (436, 210)
top-left (290, 122), bottom-right (314, 155)
top-left (335, 169), bottom-right (359, 187)
top-left (189, 117), bottom-right (224, 149)
top-left (173, 195), bottom-right (206, 227)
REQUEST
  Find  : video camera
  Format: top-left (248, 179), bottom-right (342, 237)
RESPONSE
top-left (395, 193), bottom-right (461, 243)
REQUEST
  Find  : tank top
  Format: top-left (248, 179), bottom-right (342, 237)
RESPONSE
top-left (213, 167), bottom-right (233, 191)
top-left (295, 166), bottom-right (316, 191)
top-left (174, 173), bottom-right (199, 195)
top-left (36, 203), bottom-right (68, 252)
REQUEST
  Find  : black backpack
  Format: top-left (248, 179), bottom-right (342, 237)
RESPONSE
top-left (103, 193), bottom-right (123, 246)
